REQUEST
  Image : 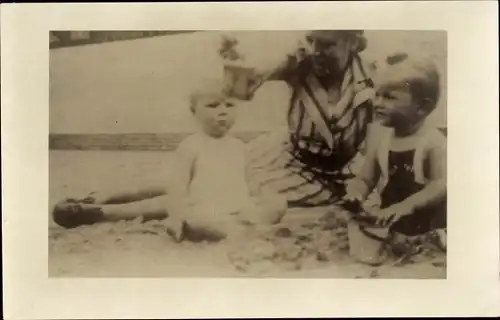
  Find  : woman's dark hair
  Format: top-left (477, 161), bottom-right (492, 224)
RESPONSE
top-left (305, 30), bottom-right (367, 53)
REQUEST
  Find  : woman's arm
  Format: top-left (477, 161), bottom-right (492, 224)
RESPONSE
top-left (228, 54), bottom-right (296, 101)
top-left (258, 53), bottom-right (298, 82)
top-left (219, 35), bottom-right (291, 82)
top-left (223, 53), bottom-right (300, 102)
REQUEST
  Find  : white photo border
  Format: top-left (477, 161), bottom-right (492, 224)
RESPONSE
top-left (2, 2), bottom-right (499, 318)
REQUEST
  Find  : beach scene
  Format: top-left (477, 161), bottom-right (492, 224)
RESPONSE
top-left (49, 30), bottom-right (447, 278)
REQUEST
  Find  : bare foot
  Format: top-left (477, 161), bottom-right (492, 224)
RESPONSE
top-left (429, 228), bottom-right (447, 252)
top-left (52, 201), bottom-right (104, 228)
top-left (164, 217), bottom-right (185, 243)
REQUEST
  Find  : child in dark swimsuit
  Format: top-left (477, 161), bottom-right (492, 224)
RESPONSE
top-left (343, 52), bottom-right (447, 252)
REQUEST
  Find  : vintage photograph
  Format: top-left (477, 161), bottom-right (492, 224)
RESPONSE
top-left (49, 30), bottom-right (447, 278)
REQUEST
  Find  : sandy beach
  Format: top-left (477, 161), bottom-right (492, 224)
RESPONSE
top-left (48, 31), bottom-right (448, 278)
top-left (49, 150), bottom-right (446, 278)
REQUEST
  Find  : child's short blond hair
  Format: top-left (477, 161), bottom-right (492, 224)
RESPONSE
top-left (373, 52), bottom-right (441, 113)
top-left (188, 78), bottom-right (230, 113)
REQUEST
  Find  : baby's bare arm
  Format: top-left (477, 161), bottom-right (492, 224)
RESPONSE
top-left (245, 163), bottom-right (260, 198)
top-left (166, 138), bottom-right (196, 217)
top-left (240, 138), bottom-right (263, 198)
top-left (345, 124), bottom-right (382, 200)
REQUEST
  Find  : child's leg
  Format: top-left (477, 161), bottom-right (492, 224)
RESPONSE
top-left (389, 210), bottom-right (435, 236)
top-left (182, 206), bottom-right (247, 242)
top-left (53, 196), bottom-right (169, 228)
top-left (388, 232), bottom-right (415, 257)
top-left (84, 185), bottom-right (167, 204)
top-left (166, 193), bottom-right (287, 243)
top-left (388, 208), bottom-right (447, 256)
top-left (239, 193), bottom-right (287, 226)
top-left (429, 206), bottom-right (447, 252)
top-left (95, 196), bottom-right (168, 221)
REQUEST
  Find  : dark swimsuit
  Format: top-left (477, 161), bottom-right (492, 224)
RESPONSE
top-left (380, 149), bottom-right (447, 236)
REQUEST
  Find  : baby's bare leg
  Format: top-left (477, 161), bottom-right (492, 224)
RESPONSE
top-left (240, 193), bottom-right (287, 226)
top-left (91, 196), bottom-right (169, 221)
top-left (52, 195), bottom-right (170, 228)
top-left (92, 185), bottom-right (167, 204)
top-left (161, 193), bottom-right (287, 242)
top-left (184, 208), bottom-right (245, 241)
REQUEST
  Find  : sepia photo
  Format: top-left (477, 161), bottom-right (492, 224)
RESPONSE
top-left (49, 30), bottom-right (448, 278)
top-left (3, 2), bottom-right (499, 319)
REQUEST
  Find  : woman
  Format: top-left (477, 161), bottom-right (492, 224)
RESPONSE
top-left (52, 30), bottom-right (375, 228)
top-left (240, 30), bottom-right (375, 207)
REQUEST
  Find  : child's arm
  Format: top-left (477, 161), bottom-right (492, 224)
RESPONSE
top-left (377, 133), bottom-right (446, 226)
top-left (345, 124), bottom-right (382, 202)
top-left (243, 143), bottom-right (260, 197)
top-left (246, 168), bottom-right (260, 197)
top-left (166, 137), bottom-right (196, 217)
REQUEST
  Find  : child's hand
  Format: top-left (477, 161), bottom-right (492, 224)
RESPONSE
top-left (344, 193), bottom-right (364, 203)
top-left (338, 194), bottom-right (364, 213)
top-left (373, 205), bottom-right (413, 228)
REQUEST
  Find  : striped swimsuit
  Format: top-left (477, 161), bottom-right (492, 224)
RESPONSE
top-left (245, 54), bottom-right (374, 207)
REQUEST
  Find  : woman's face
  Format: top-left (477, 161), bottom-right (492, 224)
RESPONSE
top-left (309, 32), bottom-right (354, 78)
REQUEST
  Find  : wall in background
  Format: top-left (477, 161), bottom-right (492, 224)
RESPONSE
top-left (50, 31), bottom-right (199, 49)
top-left (50, 31), bottom-right (446, 136)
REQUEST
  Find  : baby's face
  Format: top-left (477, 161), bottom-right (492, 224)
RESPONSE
top-left (193, 93), bottom-right (237, 138)
top-left (372, 81), bottom-right (417, 128)
top-left (371, 64), bottom-right (426, 128)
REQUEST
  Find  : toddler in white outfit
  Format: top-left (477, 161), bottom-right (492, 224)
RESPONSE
top-left (165, 78), bottom-right (287, 241)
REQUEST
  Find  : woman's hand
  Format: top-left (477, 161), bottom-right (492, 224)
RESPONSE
top-left (219, 36), bottom-right (261, 101)
top-left (218, 34), bottom-right (298, 95)
top-left (219, 35), bottom-right (243, 61)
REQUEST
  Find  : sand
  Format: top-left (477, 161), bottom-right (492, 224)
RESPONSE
top-left (49, 150), bottom-right (446, 278)
top-left (48, 31), bottom-right (448, 277)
